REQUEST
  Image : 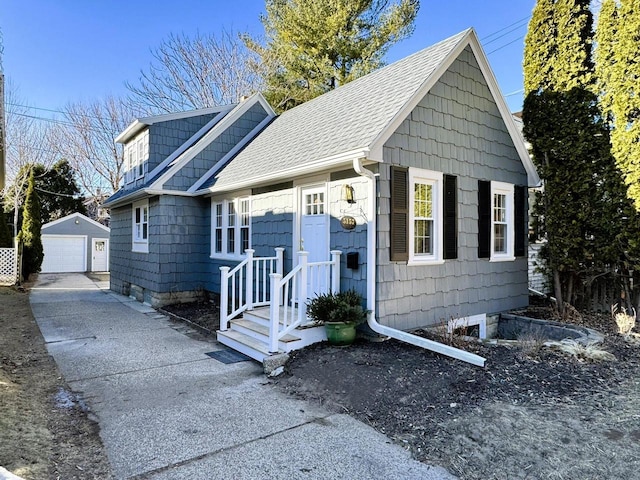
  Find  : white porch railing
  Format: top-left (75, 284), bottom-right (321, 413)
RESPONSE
top-left (0, 247), bottom-right (17, 286)
top-left (219, 248), bottom-right (284, 331)
top-left (268, 250), bottom-right (341, 353)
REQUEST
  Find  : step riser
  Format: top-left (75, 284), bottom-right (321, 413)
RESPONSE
top-left (229, 324), bottom-right (295, 351)
top-left (217, 334), bottom-right (267, 362)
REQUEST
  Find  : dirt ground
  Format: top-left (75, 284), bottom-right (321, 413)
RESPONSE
top-left (0, 283), bottom-right (112, 480)
top-left (169, 299), bottom-right (640, 480)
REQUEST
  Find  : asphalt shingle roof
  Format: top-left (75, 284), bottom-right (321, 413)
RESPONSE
top-left (207, 29), bottom-right (470, 192)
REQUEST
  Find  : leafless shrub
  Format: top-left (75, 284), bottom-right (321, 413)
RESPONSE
top-left (517, 328), bottom-right (548, 358)
top-left (611, 304), bottom-right (636, 337)
top-left (550, 339), bottom-right (617, 362)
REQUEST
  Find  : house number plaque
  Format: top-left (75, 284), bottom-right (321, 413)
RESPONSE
top-left (340, 216), bottom-right (356, 230)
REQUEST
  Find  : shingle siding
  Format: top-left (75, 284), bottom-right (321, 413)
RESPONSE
top-left (147, 114), bottom-right (219, 173)
top-left (165, 103), bottom-right (269, 191)
top-left (377, 46), bottom-right (529, 330)
top-left (109, 196), bottom-right (211, 301)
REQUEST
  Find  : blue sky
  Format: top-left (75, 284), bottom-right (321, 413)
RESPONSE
top-left (2, 0), bottom-right (536, 118)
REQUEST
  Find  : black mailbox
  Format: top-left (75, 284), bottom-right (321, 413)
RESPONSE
top-left (346, 252), bottom-right (359, 270)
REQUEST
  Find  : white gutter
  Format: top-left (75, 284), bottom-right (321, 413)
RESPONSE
top-left (353, 158), bottom-right (486, 367)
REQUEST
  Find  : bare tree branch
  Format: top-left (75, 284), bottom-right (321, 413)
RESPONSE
top-left (50, 95), bottom-right (133, 196)
top-left (126, 29), bottom-right (265, 116)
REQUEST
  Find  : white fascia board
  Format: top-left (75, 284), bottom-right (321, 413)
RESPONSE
top-left (42, 212), bottom-right (110, 232)
top-left (154, 94), bottom-right (276, 190)
top-left (103, 188), bottom-right (197, 209)
top-left (368, 28), bottom-right (473, 159)
top-left (198, 147), bottom-right (370, 195)
top-left (114, 105), bottom-right (235, 144)
top-left (145, 107), bottom-right (233, 182)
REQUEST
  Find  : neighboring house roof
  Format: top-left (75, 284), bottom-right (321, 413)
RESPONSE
top-left (115, 105), bottom-right (234, 144)
top-left (42, 212), bottom-right (110, 233)
top-left (200, 28), bottom-right (539, 194)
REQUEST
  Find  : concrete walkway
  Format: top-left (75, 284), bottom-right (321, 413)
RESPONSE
top-left (30, 273), bottom-right (456, 480)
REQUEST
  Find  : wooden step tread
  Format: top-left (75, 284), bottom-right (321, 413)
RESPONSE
top-left (232, 319), bottom-right (301, 342)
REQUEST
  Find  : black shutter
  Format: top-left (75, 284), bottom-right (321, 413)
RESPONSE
top-left (515, 185), bottom-right (526, 257)
top-left (443, 175), bottom-right (457, 260)
top-left (478, 180), bottom-right (491, 258)
top-left (390, 166), bottom-right (408, 262)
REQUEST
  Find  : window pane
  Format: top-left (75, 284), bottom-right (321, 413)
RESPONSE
top-left (494, 224), bottom-right (506, 253)
top-left (135, 207), bottom-right (141, 223)
top-left (414, 183), bottom-right (433, 219)
top-left (414, 219), bottom-right (433, 254)
top-left (142, 223), bottom-right (148, 240)
top-left (227, 228), bottom-right (235, 253)
top-left (241, 227), bottom-right (249, 253)
top-left (215, 230), bottom-right (222, 253)
top-left (228, 202), bottom-right (236, 226)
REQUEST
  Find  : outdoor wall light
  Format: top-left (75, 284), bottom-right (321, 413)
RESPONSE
top-left (343, 184), bottom-right (356, 204)
top-left (75, 219), bottom-right (80, 224)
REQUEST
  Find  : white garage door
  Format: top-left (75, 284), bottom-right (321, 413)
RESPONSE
top-left (41, 235), bottom-right (86, 273)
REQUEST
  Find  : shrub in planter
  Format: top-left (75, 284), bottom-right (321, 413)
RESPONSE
top-left (307, 289), bottom-right (368, 346)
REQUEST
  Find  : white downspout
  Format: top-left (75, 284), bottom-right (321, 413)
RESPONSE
top-left (353, 158), bottom-right (486, 367)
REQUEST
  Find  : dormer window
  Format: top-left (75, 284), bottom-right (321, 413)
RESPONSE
top-left (125, 130), bottom-right (149, 184)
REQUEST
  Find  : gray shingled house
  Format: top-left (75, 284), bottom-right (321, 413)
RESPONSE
top-left (104, 29), bottom-right (539, 365)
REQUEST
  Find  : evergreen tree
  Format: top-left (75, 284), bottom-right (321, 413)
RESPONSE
top-left (37, 159), bottom-right (87, 223)
top-left (18, 170), bottom-right (43, 280)
top-left (608, 0), bottom-right (640, 210)
top-left (594, 0), bottom-right (618, 121)
top-left (245, 0), bottom-right (419, 112)
top-left (523, 0), bottom-right (639, 312)
top-left (523, 0), bottom-right (556, 94)
top-left (0, 207), bottom-right (12, 248)
top-left (553, 0), bottom-right (594, 90)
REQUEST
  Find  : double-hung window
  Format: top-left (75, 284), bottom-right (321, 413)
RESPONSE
top-left (390, 166), bottom-right (457, 264)
top-left (491, 182), bottom-right (514, 260)
top-left (124, 131), bottom-right (149, 185)
top-left (478, 181), bottom-right (519, 261)
top-left (409, 168), bottom-right (443, 264)
top-left (132, 200), bottom-right (149, 253)
top-left (212, 198), bottom-right (251, 258)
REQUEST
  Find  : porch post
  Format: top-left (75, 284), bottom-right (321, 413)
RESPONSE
top-left (275, 247), bottom-right (284, 275)
top-left (245, 249), bottom-right (255, 311)
top-left (269, 272), bottom-right (281, 353)
top-left (298, 251), bottom-right (309, 321)
top-left (219, 266), bottom-right (230, 331)
top-left (330, 250), bottom-right (342, 294)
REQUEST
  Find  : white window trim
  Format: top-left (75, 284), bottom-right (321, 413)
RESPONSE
top-left (408, 167), bottom-right (444, 266)
top-left (125, 130), bottom-right (148, 184)
top-left (132, 200), bottom-right (149, 253)
top-left (210, 197), bottom-right (251, 260)
top-left (490, 181), bottom-right (515, 262)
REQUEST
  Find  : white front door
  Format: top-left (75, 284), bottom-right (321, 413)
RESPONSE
top-left (300, 186), bottom-right (329, 297)
top-left (91, 238), bottom-right (109, 272)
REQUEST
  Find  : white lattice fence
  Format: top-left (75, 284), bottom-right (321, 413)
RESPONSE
top-left (0, 248), bottom-right (17, 286)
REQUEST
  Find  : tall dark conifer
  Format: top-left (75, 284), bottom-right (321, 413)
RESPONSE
top-left (18, 170), bottom-right (43, 280)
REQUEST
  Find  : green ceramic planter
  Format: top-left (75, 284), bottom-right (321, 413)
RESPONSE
top-left (325, 321), bottom-right (357, 346)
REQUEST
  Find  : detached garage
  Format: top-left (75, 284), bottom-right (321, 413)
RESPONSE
top-left (41, 213), bottom-right (110, 273)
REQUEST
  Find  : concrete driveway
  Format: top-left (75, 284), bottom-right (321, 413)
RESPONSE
top-left (30, 273), bottom-right (456, 480)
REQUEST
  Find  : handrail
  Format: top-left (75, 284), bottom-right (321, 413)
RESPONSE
top-left (219, 248), bottom-right (284, 331)
top-left (268, 250), bottom-right (341, 353)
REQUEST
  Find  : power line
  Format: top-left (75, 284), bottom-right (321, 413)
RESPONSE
top-left (487, 35), bottom-right (526, 55)
top-left (6, 101), bottom-right (118, 122)
top-left (481, 15), bottom-right (531, 41)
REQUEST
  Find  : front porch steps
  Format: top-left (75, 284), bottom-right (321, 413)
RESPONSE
top-left (216, 306), bottom-right (327, 363)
